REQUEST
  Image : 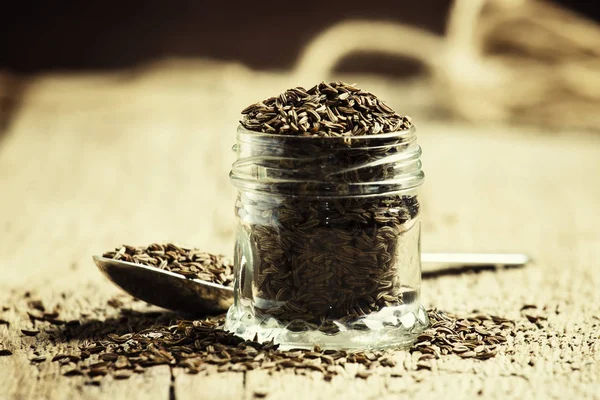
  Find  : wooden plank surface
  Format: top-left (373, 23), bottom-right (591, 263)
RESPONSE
top-left (0, 61), bottom-right (599, 399)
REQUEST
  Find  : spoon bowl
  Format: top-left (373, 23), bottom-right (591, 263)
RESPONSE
top-left (93, 256), bottom-right (233, 315)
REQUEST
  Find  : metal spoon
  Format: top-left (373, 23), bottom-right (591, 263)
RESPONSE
top-left (93, 256), bottom-right (233, 315)
top-left (93, 252), bottom-right (530, 315)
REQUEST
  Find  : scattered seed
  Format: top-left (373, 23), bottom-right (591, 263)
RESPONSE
top-left (355, 371), bottom-right (371, 379)
top-left (63, 369), bottom-right (83, 377)
top-left (114, 370), bottom-right (132, 380)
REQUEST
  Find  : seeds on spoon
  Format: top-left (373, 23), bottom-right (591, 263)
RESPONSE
top-left (102, 243), bottom-right (234, 287)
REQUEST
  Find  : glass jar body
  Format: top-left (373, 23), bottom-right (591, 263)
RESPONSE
top-left (225, 127), bottom-right (429, 350)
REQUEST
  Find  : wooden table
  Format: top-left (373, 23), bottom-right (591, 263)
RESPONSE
top-left (1, 62), bottom-right (599, 399)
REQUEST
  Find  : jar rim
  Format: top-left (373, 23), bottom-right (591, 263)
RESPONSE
top-left (229, 174), bottom-right (424, 198)
top-left (231, 124), bottom-right (424, 197)
top-left (237, 125), bottom-right (416, 142)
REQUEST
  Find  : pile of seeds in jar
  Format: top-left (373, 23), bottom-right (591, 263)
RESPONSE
top-left (235, 82), bottom-right (422, 326)
top-left (240, 81), bottom-right (412, 136)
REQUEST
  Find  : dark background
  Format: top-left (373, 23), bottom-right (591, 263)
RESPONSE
top-left (1, 0), bottom-right (597, 75)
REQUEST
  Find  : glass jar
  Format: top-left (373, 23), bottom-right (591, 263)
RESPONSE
top-left (224, 125), bottom-right (429, 350)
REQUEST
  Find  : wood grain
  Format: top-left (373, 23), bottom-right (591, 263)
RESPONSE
top-left (0, 61), bottom-right (598, 399)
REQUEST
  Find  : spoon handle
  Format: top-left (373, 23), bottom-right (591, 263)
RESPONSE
top-left (421, 252), bottom-right (530, 267)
